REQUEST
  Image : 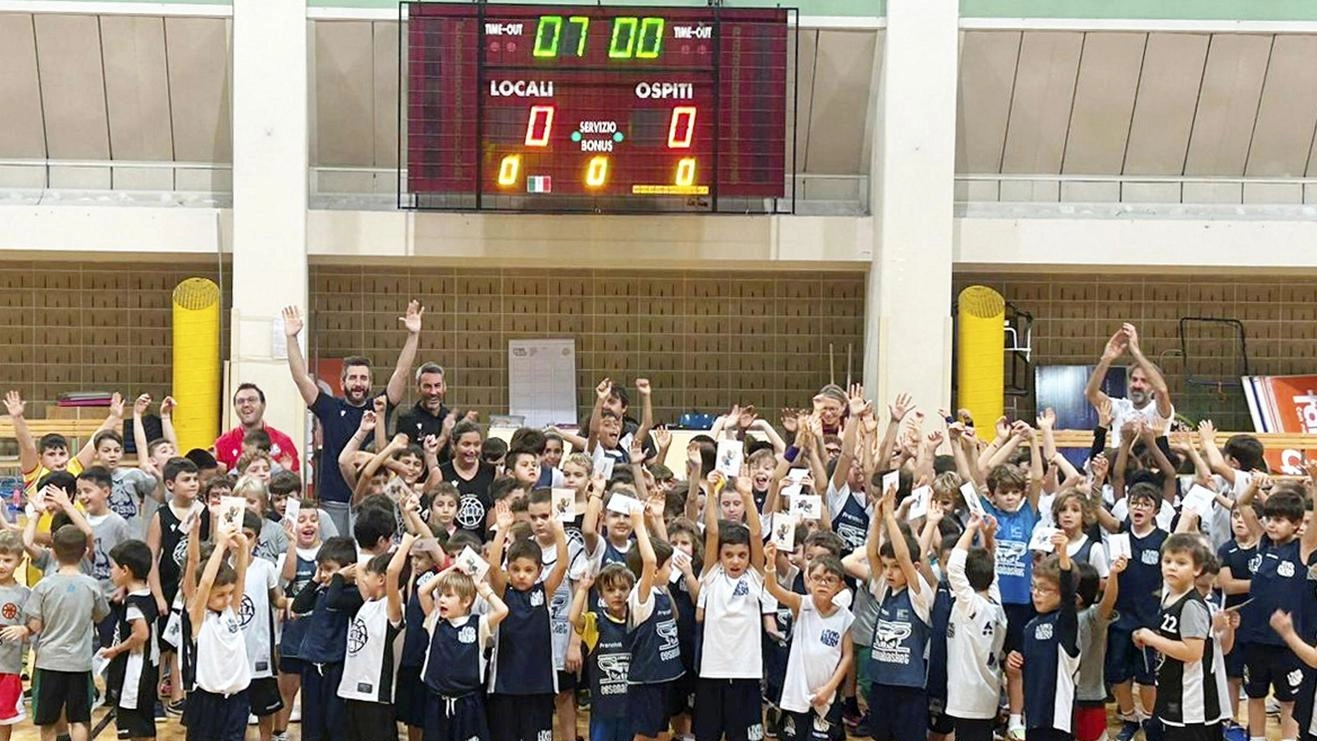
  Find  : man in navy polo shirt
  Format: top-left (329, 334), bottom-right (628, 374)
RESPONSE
top-left (281, 300), bottom-right (423, 535)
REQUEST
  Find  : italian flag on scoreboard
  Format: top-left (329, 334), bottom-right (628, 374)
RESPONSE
top-left (527, 175), bottom-right (552, 193)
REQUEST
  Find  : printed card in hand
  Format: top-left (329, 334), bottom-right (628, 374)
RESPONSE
top-left (596, 456), bottom-right (616, 481)
top-left (456, 546), bottom-right (490, 582)
top-left (671, 548), bottom-right (691, 569)
top-left (1028, 525), bottom-right (1059, 553)
top-left (1183, 484), bottom-right (1217, 517)
top-left (907, 486), bottom-right (931, 521)
top-left (779, 482), bottom-right (803, 501)
top-left (282, 497), bottom-right (301, 527)
top-left (786, 468), bottom-right (809, 483)
top-left (716, 439), bottom-right (745, 477)
top-left (552, 488), bottom-right (577, 521)
top-left (606, 492), bottom-right (644, 516)
top-left (771, 513), bottom-right (799, 551)
top-left (789, 494), bottom-right (822, 520)
top-left (881, 470), bottom-right (900, 495)
top-left (1107, 532), bottom-right (1131, 562)
top-left (960, 482), bottom-right (986, 516)
top-left (218, 496), bottom-right (247, 531)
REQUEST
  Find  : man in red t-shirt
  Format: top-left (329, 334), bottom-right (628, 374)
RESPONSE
top-left (213, 383), bottom-right (300, 472)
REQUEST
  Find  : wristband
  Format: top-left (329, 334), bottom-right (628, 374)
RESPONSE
top-left (784, 446), bottom-right (800, 463)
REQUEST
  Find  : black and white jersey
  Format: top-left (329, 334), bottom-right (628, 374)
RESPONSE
top-left (240, 557), bottom-right (279, 679)
top-left (1154, 589), bottom-right (1227, 727)
top-left (107, 590), bottom-right (159, 710)
top-left (337, 597), bottom-right (404, 704)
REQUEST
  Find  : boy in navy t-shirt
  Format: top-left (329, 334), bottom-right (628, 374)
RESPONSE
top-left (1008, 534), bottom-right (1078, 741)
top-left (1235, 479), bottom-right (1317, 741)
top-left (288, 536), bottom-right (362, 741)
top-left (486, 498), bottom-right (568, 741)
top-left (864, 482), bottom-right (932, 741)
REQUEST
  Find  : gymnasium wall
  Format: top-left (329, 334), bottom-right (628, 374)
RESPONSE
top-left (0, 259), bottom-right (229, 412)
top-left (955, 272), bottom-right (1317, 429)
top-left (309, 265), bottom-right (867, 423)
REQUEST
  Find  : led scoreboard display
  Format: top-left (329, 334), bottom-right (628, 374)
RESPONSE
top-left (403, 3), bottom-right (793, 213)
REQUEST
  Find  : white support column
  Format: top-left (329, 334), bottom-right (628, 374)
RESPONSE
top-left (228, 0), bottom-right (310, 450)
top-left (862, 0), bottom-right (958, 413)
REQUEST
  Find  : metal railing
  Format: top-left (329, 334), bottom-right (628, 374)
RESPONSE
top-left (0, 158), bottom-right (871, 214)
top-left (955, 173), bottom-right (1317, 208)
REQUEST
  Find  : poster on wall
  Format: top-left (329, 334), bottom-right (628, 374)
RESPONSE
top-left (1243, 375), bottom-right (1317, 475)
top-left (509, 339), bottom-right (577, 428)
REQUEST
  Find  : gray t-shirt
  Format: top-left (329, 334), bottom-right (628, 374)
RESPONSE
top-left (0, 582), bottom-right (31, 674)
top-left (30, 550), bottom-right (92, 580)
top-left (1076, 605), bottom-right (1115, 702)
top-left (255, 519), bottom-right (289, 564)
top-left (110, 468), bottom-right (156, 534)
top-left (851, 577), bottom-right (880, 646)
top-left (25, 572), bottom-right (110, 671)
top-left (88, 511), bottom-right (133, 596)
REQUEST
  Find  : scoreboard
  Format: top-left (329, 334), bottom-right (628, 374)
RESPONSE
top-left (403, 4), bottom-right (793, 213)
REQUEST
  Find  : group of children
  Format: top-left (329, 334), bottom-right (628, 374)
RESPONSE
top-left (3, 324), bottom-right (1317, 741)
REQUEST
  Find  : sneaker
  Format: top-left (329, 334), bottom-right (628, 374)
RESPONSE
top-left (272, 734), bottom-right (289, 741)
top-left (165, 698), bottom-right (186, 716)
top-left (289, 707), bottom-right (301, 722)
top-left (154, 702), bottom-right (166, 720)
top-left (1114, 720), bottom-right (1140, 741)
top-left (1267, 696), bottom-right (1282, 715)
top-left (854, 712), bottom-right (872, 738)
top-left (1221, 722), bottom-right (1247, 741)
top-left (248, 714), bottom-right (258, 725)
top-left (1005, 726), bottom-right (1026, 741)
top-left (842, 707), bottom-right (861, 729)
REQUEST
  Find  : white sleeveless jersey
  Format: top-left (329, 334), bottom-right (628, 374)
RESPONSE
top-left (338, 598), bottom-right (404, 704)
top-left (780, 599), bottom-right (854, 714)
top-left (241, 558), bottom-right (279, 678)
top-left (196, 607), bottom-right (251, 696)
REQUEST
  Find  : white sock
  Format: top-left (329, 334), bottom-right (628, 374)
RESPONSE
top-left (1008, 714), bottom-right (1023, 728)
top-left (1251, 737), bottom-right (1268, 741)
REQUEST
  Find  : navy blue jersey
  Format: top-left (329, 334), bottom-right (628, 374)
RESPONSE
top-left (671, 575), bottom-right (697, 675)
top-left (869, 584), bottom-right (930, 689)
top-left (1217, 538), bottom-right (1260, 636)
top-left (585, 611), bottom-right (631, 719)
top-left (279, 551), bottom-right (318, 660)
top-left (294, 574), bottom-right (364, 664)
top-left (1114, 525), bottom-right (1168, 630)
top-left (763, 570), bottom-right (805, 703)
top-left (627, 588), bottom-right (683, 684)
top-left (489, 582), bottom-right (555, 695)
top-left (831, 490), bottom-right (870, 555)
top-left (926, 580), bottom-right (954, 707)
top-left (1023, 566), bottom-right (1079, 733)
top-left (1246, 536), bottom-right (1317, 645)
top-left (425, 614), bottom-right (484, 696)
top-left (400, 569), bottom-right (438, 669)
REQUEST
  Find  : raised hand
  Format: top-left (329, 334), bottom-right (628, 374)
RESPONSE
top-left (1122, 323), bottom-right (1141, 353)
top-left (595, 378), bottom-right (613, 401)
top-left (847, 384), bottom-right (868, 417)
top-left (401, 299), bottom-right (424, 334)
top-left (653, 425), bottom-right (671, 450)
top-left (494, 499), bottom-right (514, 532)
top-left (737, 405), bottom-right (757, 430)
top-left (2, 391), bottom-right (22, 418)
top-left (133, 393), bottom-right (151, 417)
top-left (1090, 453), bottom-right (1110, 482)
top-left (1097, 397), bottom-right (1114, 428)
top-left (1037, 407), bottom-right (1055, 430)
top-left (391, 433), bottom-right (409, 449)
top-left (373, 395), bottom-right (388, 414)
top-left (161, 396), bottom-right (177, 417)
top-left (282, 306), bottom-right (304, 337)
top-left (1109, 554), bottom-right (1128, 575)
top-left (781, 409), bottom-right (799, 433)
top-left (889, 393), bottom-right (913, 422)
top-left (423, 434), bottom-right (440, 456)
top-left (1103, 327), bottom-right (1128, 360)
top-left (994, 416), bottom-right (1010, 440)
top-left (108, 392), bottom-right (125, 419)
top-left (359, 410), bottom-right (377, 433)
top-left (634, 378), bottom-right (651, 396)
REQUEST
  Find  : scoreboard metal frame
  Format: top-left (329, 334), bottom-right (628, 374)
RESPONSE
top-left (398, 2), bottom-right (798, 214)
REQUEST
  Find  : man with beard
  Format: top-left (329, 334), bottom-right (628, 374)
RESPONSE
top-left (282, 301), bottom-right (423, 536)
top-left (213, 382), bottom-right (301, 472)
top-left (395, 362), bottom-right (454, 450)
top-left (1085, 322), bottom-right (1174, 448)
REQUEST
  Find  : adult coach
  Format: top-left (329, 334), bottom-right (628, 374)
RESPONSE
top-left (213, 383), bottom-right (300, 472)
top-left (282, 300), bottom-right (423, 536)
top-left (1085, 322), bottom-right (1174, 448)
top-left (395, 362), bottom-right (454, 446)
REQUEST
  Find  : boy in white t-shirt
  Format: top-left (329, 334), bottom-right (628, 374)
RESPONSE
top-left (763, 541), bottom-right (854, 741)
top-left (944, 514), bottom-right (1008, 741)
top-left (695, 472), bottom-right (767, 741)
